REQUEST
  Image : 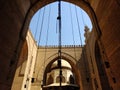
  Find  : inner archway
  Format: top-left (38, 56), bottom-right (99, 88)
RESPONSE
top-left (43, 57), bottom-right (81, 90)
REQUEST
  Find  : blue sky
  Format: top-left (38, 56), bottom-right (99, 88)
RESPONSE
top-left (29, 1), bottom-right (92, 46)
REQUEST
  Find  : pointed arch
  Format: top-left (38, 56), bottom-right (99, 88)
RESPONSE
top-left (22, 0), bottom-right (101, 44)
top-left (41, 52), bottom-right (81, 87)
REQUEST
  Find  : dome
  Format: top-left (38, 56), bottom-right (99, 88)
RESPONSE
top-left (51, 59), bottom-right (71, 69)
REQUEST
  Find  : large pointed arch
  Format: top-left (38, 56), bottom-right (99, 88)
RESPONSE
top-left (42, 52), bottom-right (82, 88)
top-left (22, 0), bottom-right (101, 43)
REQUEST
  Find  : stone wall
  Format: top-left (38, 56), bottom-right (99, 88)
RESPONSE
top-left (11, 30), bottom-right (37, 90)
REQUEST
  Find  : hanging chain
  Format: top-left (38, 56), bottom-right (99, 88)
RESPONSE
top-left (57, 0), bottom-right (62, 87)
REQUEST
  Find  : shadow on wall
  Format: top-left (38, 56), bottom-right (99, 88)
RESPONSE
top-left (16, 40), bottom-right (28, 68)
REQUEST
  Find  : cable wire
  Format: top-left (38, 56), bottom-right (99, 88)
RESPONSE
top-left (75, 5), bottom-right (90, 82)
top-left (32, 10), bottom-right (42, 75)
top-left (44, 5), bottom-right (51, 71)
top-left (38, 7), bottom-right (46, 46)
top-left (57, 0), bottom-right (62, 87)
top-left (75, 6), bottom-right (83, 46)
top-left (69, 4), bottom-right (77, 59)
top-left (36, 7), bottom-right (46, 79)
top-left (34, 10), bottom-right (41, 40)
top-left (80, 9), bottom-right (86, 27)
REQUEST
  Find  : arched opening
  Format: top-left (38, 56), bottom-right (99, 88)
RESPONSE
top-left (27, 1), bottom-right (93, 90)
top-left (56, 75), bottom-right (66, 83)
top-left (12, 1), bottom-right (100, 90)
top-left (10, 0), bottom-right (103, 90)
top-left (42, 52), bottom-right (81, 86)
top-left (43, 58), bottom-right (80, 90)
top-left (47, 75), bottom-right (54, 85)
top-left (29, 1), bottom-right (93, 46)
top-left (24, 0), bottom-right (101, 39)
top-left (0, 0), bottom-right (120, 90)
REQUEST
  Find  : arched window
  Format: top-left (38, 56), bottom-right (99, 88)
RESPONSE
top-left (69, 75), bottom-right (75, 84)
top-left (47, 75), bottom-right (53, 85)
top-left (56, 75), bottom-right (66, 83)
